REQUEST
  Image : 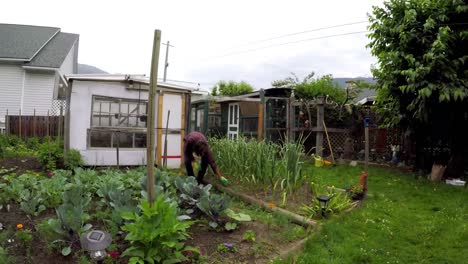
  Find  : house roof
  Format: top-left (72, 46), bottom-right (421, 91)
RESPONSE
top-left (0, 23), bottom-right (78, 68)
top-left (26, 32), bottom-right (79, 68)
top-left (66, 74), bottom-right (194, 92)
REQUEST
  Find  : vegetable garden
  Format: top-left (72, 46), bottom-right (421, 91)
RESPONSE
top-left (0, 133), bottom-right (363, 263)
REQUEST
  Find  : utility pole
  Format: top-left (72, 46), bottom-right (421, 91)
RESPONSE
top-left (162, 41), bottom-right (174, 82)
top-left (147, 30), bottom-right (162, 205)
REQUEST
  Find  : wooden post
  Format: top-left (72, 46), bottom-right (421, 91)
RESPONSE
top-left (364, 118), bottom-right (370, 172)
top-left (19, 109), bottom-right (22, 139)
top-left (64, 83), bottom-right (72, 154)
top-left (116, 131), bottom-right (120, 168)
top-left (315, 96), bottom-right (324, 157)
top-left (257, 102), bottom-right (263, 141)
top-left (33, 109), bottom-right (36, 138)
top-left (58, 105), bottom-right (63, 141)
top-left (6, 109), bottom-right (9, 135)
top-left (288, 93), bottom-right (295, 142)
top-left (259, 89), bottom-right (266, 140)
top-left (147, 29), bottom-right (162, 204)
top-left (47, 110), bottom-right (50, 138)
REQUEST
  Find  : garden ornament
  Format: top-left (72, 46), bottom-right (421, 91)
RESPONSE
top-left (316, 195), bottom-right (331, 218)
top-left (80, 230), bottom-right (112, 262)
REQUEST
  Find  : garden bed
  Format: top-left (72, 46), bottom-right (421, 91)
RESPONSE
top-left (0, 160), bottom-right (310, 263)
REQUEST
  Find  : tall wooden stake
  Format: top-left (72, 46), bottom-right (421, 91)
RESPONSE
top-left (147, 29), bottom-right (162, 204)
top-left (364, 118), bottom-right (369, 172)
top-left (315, 96), bottom-right (325, 157)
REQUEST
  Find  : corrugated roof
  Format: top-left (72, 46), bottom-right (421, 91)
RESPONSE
top-left (26, 32), bottom-right (78, 68)
top-left (0, 23), bottom-right (59, 60)
top-left (66, 74), bottom-right (194, 92)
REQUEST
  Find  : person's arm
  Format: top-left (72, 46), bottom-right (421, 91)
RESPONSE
top-left (205, 148), bottom-right (222, 178)
top-left (184, 139), bottom-right (195, 162)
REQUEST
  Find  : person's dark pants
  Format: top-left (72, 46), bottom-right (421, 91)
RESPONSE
top-left (184, 152), bottom-right (209, 184)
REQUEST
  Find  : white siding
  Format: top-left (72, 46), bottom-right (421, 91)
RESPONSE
top-left (69, 80), bottom-right (156, 166)
top-left (59, 43), bottom-right (76, 75)
top-left (0, 64), bottom-right (23, 118)
top-left (22, 71), bottom-right (55, 115)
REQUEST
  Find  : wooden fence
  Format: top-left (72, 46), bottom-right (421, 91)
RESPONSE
top-left (5, 115), bottom-right (64, 139)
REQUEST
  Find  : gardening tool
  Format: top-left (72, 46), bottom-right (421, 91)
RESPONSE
top-left (322, 120), bottom-right (336, 165)
top-left (311, 154), bottom-right (324, 167)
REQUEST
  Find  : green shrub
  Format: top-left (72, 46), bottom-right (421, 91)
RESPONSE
top-left (37, 141), bottom-right (63, 170)
top-left (64, 149), bottom-right (84, 170)
top-left (121, 196), bottom-right (195, 264)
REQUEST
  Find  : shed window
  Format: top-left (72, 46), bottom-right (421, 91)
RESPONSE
top-left (88, 96), bottom-right (148, 149)
top-left (92, 96), bottom-right (147, 128)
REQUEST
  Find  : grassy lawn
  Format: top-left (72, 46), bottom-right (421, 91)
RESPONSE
top-left (275, 164), bottom-right (468, 264)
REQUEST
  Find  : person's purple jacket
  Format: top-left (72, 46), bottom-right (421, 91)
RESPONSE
top-left (183, 131), bottom-right (221, 183)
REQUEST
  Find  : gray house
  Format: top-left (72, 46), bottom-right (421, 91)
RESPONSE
top-left (0, 23), bottom-right (79, 131)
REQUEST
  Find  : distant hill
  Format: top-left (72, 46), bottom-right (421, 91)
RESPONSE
top-left (77, 63), bottom-right (108, 74)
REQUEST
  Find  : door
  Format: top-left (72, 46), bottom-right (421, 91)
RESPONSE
top-left (158, 92), bottom-right (186, 168)
top-left (227, 103), bottom-right (239, 140)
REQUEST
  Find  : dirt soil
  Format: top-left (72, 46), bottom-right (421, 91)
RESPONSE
top-left (187, 218), bottom-right (292, 264)
top-left (0, 204), bottom-right (78, 264)
top-left (0, 157), bottom-right (43, 175)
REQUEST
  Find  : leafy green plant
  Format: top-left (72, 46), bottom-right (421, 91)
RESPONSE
top-left (40, 171), bottom-right (69, 208)
top-left (225, 209), bottom-right (252, 222)
top-left (64, 149), bottom-right (84, 170)
top-left (0, 246), bottom-right (13, 264)
top-left (243, 230), bottom-right (256, 242)
top-left (300, 183), bottom-right (352, 218)
top-left (121, 196), bottom-right (195, 264)
top-left (37, 141), bottom-right (64, 170)
top-left (39, 185), bottom-right (92, 256)
top-left (19, 189), bottom-right (46, 216)
top-left (15, 229), bottom-right (33, 247)
top-left (217, 243), bottom-right (237, 253)
top-left (175, 176), bottom-right (212, 214)
top-left (196, 194), bottom-right (231, 228)
top-left (224, 222), bottom-right (238, 231)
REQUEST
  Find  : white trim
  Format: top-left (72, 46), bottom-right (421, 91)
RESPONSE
top-left (67, 74), bottom-right (194, 92)
top-left (22, 65), bottom-right (58, 71)
top-left (28, 29), bottom-right (60, 61)
top-left (0, 58), bottom-right (28, 62)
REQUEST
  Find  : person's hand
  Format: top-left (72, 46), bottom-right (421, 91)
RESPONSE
top-left (219, 176), bottom-right (229, 186)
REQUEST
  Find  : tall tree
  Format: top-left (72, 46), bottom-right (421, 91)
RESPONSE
top-left (368, 0), bottom-right (467, 174)
top-left (211, 81), bottom-right (254, 96)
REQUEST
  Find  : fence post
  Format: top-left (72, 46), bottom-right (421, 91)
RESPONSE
top-left (288, 92), bottom-right (295, 143)
top-left (58, 105), bottom-right (63, 142)
top-left (19, 109), bottom-right (22, 140)
top-left (6, 109), bottom-right (9, 135)
top-left (315, 96), bottom-right (324, 157)
top-left (47, 110), bottom-right (50, 138)
top-left (33, 109), bottom-right (36, 138)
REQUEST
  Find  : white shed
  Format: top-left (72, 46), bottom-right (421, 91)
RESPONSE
top-left (65, 74), bottom-right (192, 168)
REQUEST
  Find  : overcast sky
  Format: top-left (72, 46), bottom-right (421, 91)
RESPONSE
top-left (3, 0), bottom-right (382, 90)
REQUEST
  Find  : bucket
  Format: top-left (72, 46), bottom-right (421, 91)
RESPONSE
top-left (312, 154), bottom-right (324, 167)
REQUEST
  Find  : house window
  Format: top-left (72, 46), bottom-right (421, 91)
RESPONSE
top-left (89, 96), bottom-right (148, 148)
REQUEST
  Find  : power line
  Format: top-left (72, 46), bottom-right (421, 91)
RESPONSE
top-left (233, 21), bottom-right (368, 48)
top-left (206, 30), bottom-right (369, 59)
